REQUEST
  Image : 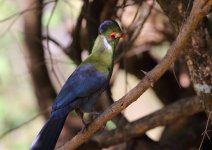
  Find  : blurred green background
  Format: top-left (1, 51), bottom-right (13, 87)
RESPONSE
top-left (0, 1), bottom-right (82, 149)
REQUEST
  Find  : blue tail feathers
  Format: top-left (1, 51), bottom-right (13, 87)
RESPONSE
top-left (30, 115), bottom-right (67, 150)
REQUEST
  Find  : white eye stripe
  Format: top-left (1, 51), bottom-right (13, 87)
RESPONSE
top-left (115, 34), bottom-right (119, 38)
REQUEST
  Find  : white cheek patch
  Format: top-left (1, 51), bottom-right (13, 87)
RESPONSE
top-left (102, 36), bottom-right (113, 51)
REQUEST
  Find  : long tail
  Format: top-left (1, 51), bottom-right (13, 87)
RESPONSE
top-left (30, 114), bottom-right (67, 150)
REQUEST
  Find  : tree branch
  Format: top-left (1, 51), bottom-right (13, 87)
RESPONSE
top-left (0, 0), bottom-right (55, 37)
top-left (186, 18), bottom-right (212, 113)
top-left (23, 0), bottom-right (57, 118)
top-left (92, 96), bottom-right (203, 147)
top-left (58, 0), bottom-right (212, 149)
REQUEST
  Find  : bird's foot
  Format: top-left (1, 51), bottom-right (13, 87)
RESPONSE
top-left (81, 112), bottom-right (103, 132)
top-left (89, 111), bottom-right (101, 121)
top-left (82, 122), bottom-right (90, 132)
top-left (82, 118), bottom-right (88, 128)
top-left (89, 112), bottom-right (106, 131)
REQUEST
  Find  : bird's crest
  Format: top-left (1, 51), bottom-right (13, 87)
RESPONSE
top-left (98, 20), bottom-right (125, 39)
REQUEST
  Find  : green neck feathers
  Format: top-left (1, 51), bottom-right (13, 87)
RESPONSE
top-left (82, 35), bottom-right (118, 75)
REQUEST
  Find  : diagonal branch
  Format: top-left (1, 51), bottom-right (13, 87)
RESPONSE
top-left (92, 96), bottom-right (203, 147)
top-left (58, 0), bottom-right (212, 149)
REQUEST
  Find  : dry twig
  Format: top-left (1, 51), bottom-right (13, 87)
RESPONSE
top-left (0, 107), bottom-right (51, 140)
top-left (199, 111), bottom-right (212, 150)
top-left (0, 0), bottom-right (55, 37)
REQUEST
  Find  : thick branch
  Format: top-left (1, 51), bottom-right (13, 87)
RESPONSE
top-left (93, 96), bottom-right (203, 147)
top-left (58, 0), bottom-right (212, 149)
top-left (186, 21), bottom-right (212, 112)
top-left (23, 0), bottom-right (56, 117)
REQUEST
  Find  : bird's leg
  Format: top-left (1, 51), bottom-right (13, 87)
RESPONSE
top-left (75, 108), bottom-right (88, 129)
top-left (89, 111), bottom-right (101, 120)
top-left (88, 111), bottom-right (107, 131)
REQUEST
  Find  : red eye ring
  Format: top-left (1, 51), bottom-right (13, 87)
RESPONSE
top-left (121, 34), bottom-right (126, 39)
top-left (109, 32), bottom-right (117, 39)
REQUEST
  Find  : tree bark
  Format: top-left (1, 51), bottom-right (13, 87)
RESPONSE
top-left (186, 22), bottom-right (212, 113)
top-left (92, 97), bottom-right (203, 148)
top-left (23, 0), bottom-right (56, 117)
top-left (157, 0), bottom-right (212, 113)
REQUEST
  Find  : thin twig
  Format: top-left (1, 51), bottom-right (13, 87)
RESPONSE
top-left (172, 64), bottom-right (182, 88)
top-left (115, 0), bottom-right (154, 63)
top-left (0, 106), bottom-right (51, 140)
top-left (116, 1), bottom-right (136, 9)
top-left (130, 0), bottom-right (143, 25)
top-left (42, 36), bottom-right (67, 54)
top-left (199, 111), bottom-right (212, 150)
top-left (0, 0), bottom-right (55, 37)
top-left (45, 0), bottom-right (62, 86)
top-left (65, 0), bottom-right (88, 65)
top-left (123, 0), bottom-right (144, 94)
top-left (130, 0), bottom-right (154, 44)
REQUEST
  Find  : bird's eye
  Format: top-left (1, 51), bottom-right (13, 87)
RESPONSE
top-left (109, 32), bottom-right (118, 39)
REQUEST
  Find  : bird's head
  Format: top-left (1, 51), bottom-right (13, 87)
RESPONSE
top-left (98, 20), bottom-right (125, 48)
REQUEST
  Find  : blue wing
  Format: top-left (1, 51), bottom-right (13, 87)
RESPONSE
top-left (30, 64), bottom-right (108, 149)
top-left (52, 63), bottom-right (108, 114)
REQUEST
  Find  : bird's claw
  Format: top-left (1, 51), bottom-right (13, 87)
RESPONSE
top-left (82, 122), bottom-right (90, 132)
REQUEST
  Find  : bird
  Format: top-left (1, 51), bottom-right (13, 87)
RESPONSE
top-left (30, 20), bottom-right (125, 150)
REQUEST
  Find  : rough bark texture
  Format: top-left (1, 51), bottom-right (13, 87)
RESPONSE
top-left (186, 23), bottom-right (212, 112)
top-left (157, 0), bottom-right (212, 113)
top-left (156, 0), bottom-right (212, 147)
